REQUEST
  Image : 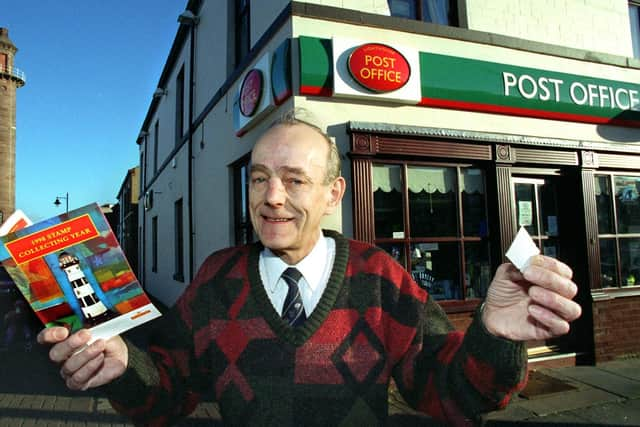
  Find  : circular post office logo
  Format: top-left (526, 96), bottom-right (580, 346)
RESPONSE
top-left (240, 69), bottom-right (263, 117)
top-left (347, 43), bottom-right (411, 93)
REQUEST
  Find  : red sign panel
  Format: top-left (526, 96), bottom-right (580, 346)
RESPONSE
top-left (239, 69), bottom-right (264, 117)
top-left (6, 214), bottom-right (99, 265)
top-left (347, 43), bottom-right (411, 93)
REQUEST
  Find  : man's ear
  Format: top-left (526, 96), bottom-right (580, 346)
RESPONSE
top-left (325, 177), bottom-right (346, 215)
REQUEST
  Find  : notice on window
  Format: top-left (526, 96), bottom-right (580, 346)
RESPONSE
top-left (518, 201), bottom-right (533, 226)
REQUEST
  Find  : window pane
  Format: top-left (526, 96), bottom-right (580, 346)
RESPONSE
top-left (373, 164), bottom-right (404, 238)
top-left (596, 175), bottom-right (614, 234)
top-left (240, 165), bottom-right (248, 223)
top-left (389, 0), bottom-right (417, 18)
top-left (515, 183), bottom-right (538, 236)
top-left (411, 242), bottom-right (460, 300)
top-left (620, 238), bottom-right (640, 286)
top-left (630, 4), bottom-right (640, 58)
top-left (422, 0), bottom-right (450, 25)
top-left (408, 166), bottom-right (457, 237)
top-left (542, 238), bottom-right (559, 259)
top-left (600, 238), bottom-right (618, 287)
top-left (378, 242), bottom-right (406, 269)
top-left (464, 241), bottom-right (491, 299)
top-left (615, 176), bottom-right (640, 234)
top-left (461, 168), bottom-right (487, 237)
top-left (539, 180), bottom-right (558, 237)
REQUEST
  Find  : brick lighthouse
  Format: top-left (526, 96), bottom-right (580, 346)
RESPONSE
top-left (0, 28), bottom-right (26, 224)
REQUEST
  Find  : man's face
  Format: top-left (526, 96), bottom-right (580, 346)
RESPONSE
top-left (249, 123), bottom-right (344, 264)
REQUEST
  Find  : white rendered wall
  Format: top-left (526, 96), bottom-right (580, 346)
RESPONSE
top-left (464, 0), bottom-right (634, 58)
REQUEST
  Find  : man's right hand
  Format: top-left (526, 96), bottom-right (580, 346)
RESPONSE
top-left (37, 327), bottom-right (128, 391)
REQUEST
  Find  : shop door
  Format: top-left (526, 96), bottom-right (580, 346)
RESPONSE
top-left (512, 175), bottom-right (580, 358)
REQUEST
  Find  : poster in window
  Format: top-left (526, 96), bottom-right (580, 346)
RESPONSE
top-left (518, 201), bottom-right (533, 226)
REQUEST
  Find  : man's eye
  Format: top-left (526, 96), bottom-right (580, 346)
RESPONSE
top-left (285, 178), bottom-right (305, 187)
top-left (251, 176), bottom-right (267, 184)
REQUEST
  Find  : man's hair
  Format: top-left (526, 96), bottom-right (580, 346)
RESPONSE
top-left (269, 109), bottom-right (341, 185)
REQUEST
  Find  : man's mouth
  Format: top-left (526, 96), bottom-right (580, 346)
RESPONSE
top-left (262, 215), bottom-right (293, 223)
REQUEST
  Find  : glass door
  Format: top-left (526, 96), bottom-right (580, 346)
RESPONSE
top-left (513, 177), bottom-right (560, 259)
top-left (512, 176), bottom-right (563, 356)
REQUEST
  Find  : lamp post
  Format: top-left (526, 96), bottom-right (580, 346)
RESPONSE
top-left (54, 192), bottom-right (69, 213)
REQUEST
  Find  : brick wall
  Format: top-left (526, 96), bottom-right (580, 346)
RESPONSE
top-left (593, 294), bottom-right (640, 363)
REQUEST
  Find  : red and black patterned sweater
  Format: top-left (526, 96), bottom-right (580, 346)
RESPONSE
top-left (105, 230), bottom-right (527, 426)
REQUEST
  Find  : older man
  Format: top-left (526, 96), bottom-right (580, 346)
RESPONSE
top-left (39, 112), bottom-right (581, 426)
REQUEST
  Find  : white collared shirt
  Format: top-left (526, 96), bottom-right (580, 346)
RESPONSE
top-left (259, 234), bottom-right (335, 316)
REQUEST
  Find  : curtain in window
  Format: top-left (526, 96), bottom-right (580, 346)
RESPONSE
top-left (372, 164), bottom-right (484, 193)
top-left (423, 0), bottom-right (449, 25)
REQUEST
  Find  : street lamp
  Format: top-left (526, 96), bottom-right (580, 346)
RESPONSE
top-left (54, 192), bottom-right (69, 213)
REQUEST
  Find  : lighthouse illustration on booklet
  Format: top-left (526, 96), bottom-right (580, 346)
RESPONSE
top-left (0, 203), bottom-right (161, 341)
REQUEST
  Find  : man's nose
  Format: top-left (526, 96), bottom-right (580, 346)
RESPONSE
top-left (265, 177), bottom-right (286, 206)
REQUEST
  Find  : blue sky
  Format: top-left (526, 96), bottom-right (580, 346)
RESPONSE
top-left (2, 1), bottom-right (187, 222)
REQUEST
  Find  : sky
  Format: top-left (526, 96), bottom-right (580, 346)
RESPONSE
top-left (2, 1), bottom-right (188, 222)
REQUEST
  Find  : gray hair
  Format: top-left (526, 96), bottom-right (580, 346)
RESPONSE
top-left (269, 108), bottom-right (341, 184)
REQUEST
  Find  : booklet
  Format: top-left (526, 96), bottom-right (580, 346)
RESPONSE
top-left (0, 209), bottom-right (33, 236)
top-left (0, 203), bottom-right (161, 342)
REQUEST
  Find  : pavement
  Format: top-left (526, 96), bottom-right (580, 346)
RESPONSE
top-left (1, 322), bottom-right (639, 426)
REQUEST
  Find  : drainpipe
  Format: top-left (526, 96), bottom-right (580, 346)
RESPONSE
top-left (184, 13), bottom-right (198, 282)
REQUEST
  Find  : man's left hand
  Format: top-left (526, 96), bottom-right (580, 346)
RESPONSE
top-left (482, 255), bottom-right (582, 341)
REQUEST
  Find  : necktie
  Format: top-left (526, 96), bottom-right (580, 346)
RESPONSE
top-left (281, 267), bottom-right (306, 327)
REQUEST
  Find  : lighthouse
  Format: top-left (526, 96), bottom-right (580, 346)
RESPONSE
top-left (58, 251), bottom-right (116, 327)
top-left (0, 28), bottom-right (25, 225)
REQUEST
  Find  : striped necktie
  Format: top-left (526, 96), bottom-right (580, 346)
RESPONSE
top-left (281, 267), bottom-right (306, 327)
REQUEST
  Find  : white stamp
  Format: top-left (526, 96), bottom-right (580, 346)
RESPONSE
top-left (505, 227), bottom-right (540, 271)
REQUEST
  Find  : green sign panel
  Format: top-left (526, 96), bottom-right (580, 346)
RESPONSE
top-left (419, 52), bottom-right (640, 127)
top-left (298, 36), bottom-right (640, 127)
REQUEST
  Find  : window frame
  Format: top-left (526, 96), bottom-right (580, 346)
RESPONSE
top-left (630, 1), bottom-right (640, 58)
top-left (231, 153), bottom-right (254, 246)
top-left (234, 0), bottom-right (251, 66)
top-left (153, 120), bottom-right (159, 174)
top-left (389, 0), bottom-right (459, 26)
top-left (595, 172), bottom-right (640, 290)
top-left (175, 65), bottom-right (185, 147)
top-left (371, 159), bottom-right (491, 306)
top-left (174, 198), bottom-right (184, 282)
top-left (151, 215), bottom-right (158, 273)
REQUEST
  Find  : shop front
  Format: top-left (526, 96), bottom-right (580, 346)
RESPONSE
top-left (288, 30), bottom-right (640, 363)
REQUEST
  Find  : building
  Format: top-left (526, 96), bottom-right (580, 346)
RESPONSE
top-left (0, 27), bottom-right (26, 326)
top-left (0, 28), bottom-right (25, 226)
top-left (135, 0), bottom-right (640, 365)
top-left (116, 167), bottom-right (140, 276)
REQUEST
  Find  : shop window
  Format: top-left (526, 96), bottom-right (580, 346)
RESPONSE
top-left (630, 2), bottom-right (640, 58)
top-left (388, 0), bottom-right (458, 26)
top-left (232, 154), bottom-right (254, 245)
top-left (372, 163), bottom-right (490, 301)
top-left (595, 174), bottom-right (640, 288)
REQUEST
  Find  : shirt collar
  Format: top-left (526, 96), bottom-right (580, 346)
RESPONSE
top-left (263, 232), bottom-right (329, 293)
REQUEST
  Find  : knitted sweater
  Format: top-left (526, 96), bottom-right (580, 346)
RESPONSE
top-left (105, 230), bottom-right (527, 426)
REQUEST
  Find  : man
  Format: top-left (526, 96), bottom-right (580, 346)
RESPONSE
top-left (39, 112), bottom-right (581, 426)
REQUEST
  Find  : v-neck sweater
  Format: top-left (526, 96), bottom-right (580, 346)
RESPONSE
top-left (105, 230), bottom-right (527, 427)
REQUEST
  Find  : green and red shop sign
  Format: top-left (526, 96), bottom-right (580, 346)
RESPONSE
top-left (347, 43), bottom-right (411, 93)
top-left (299, 36), bottom-right (640, 127)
